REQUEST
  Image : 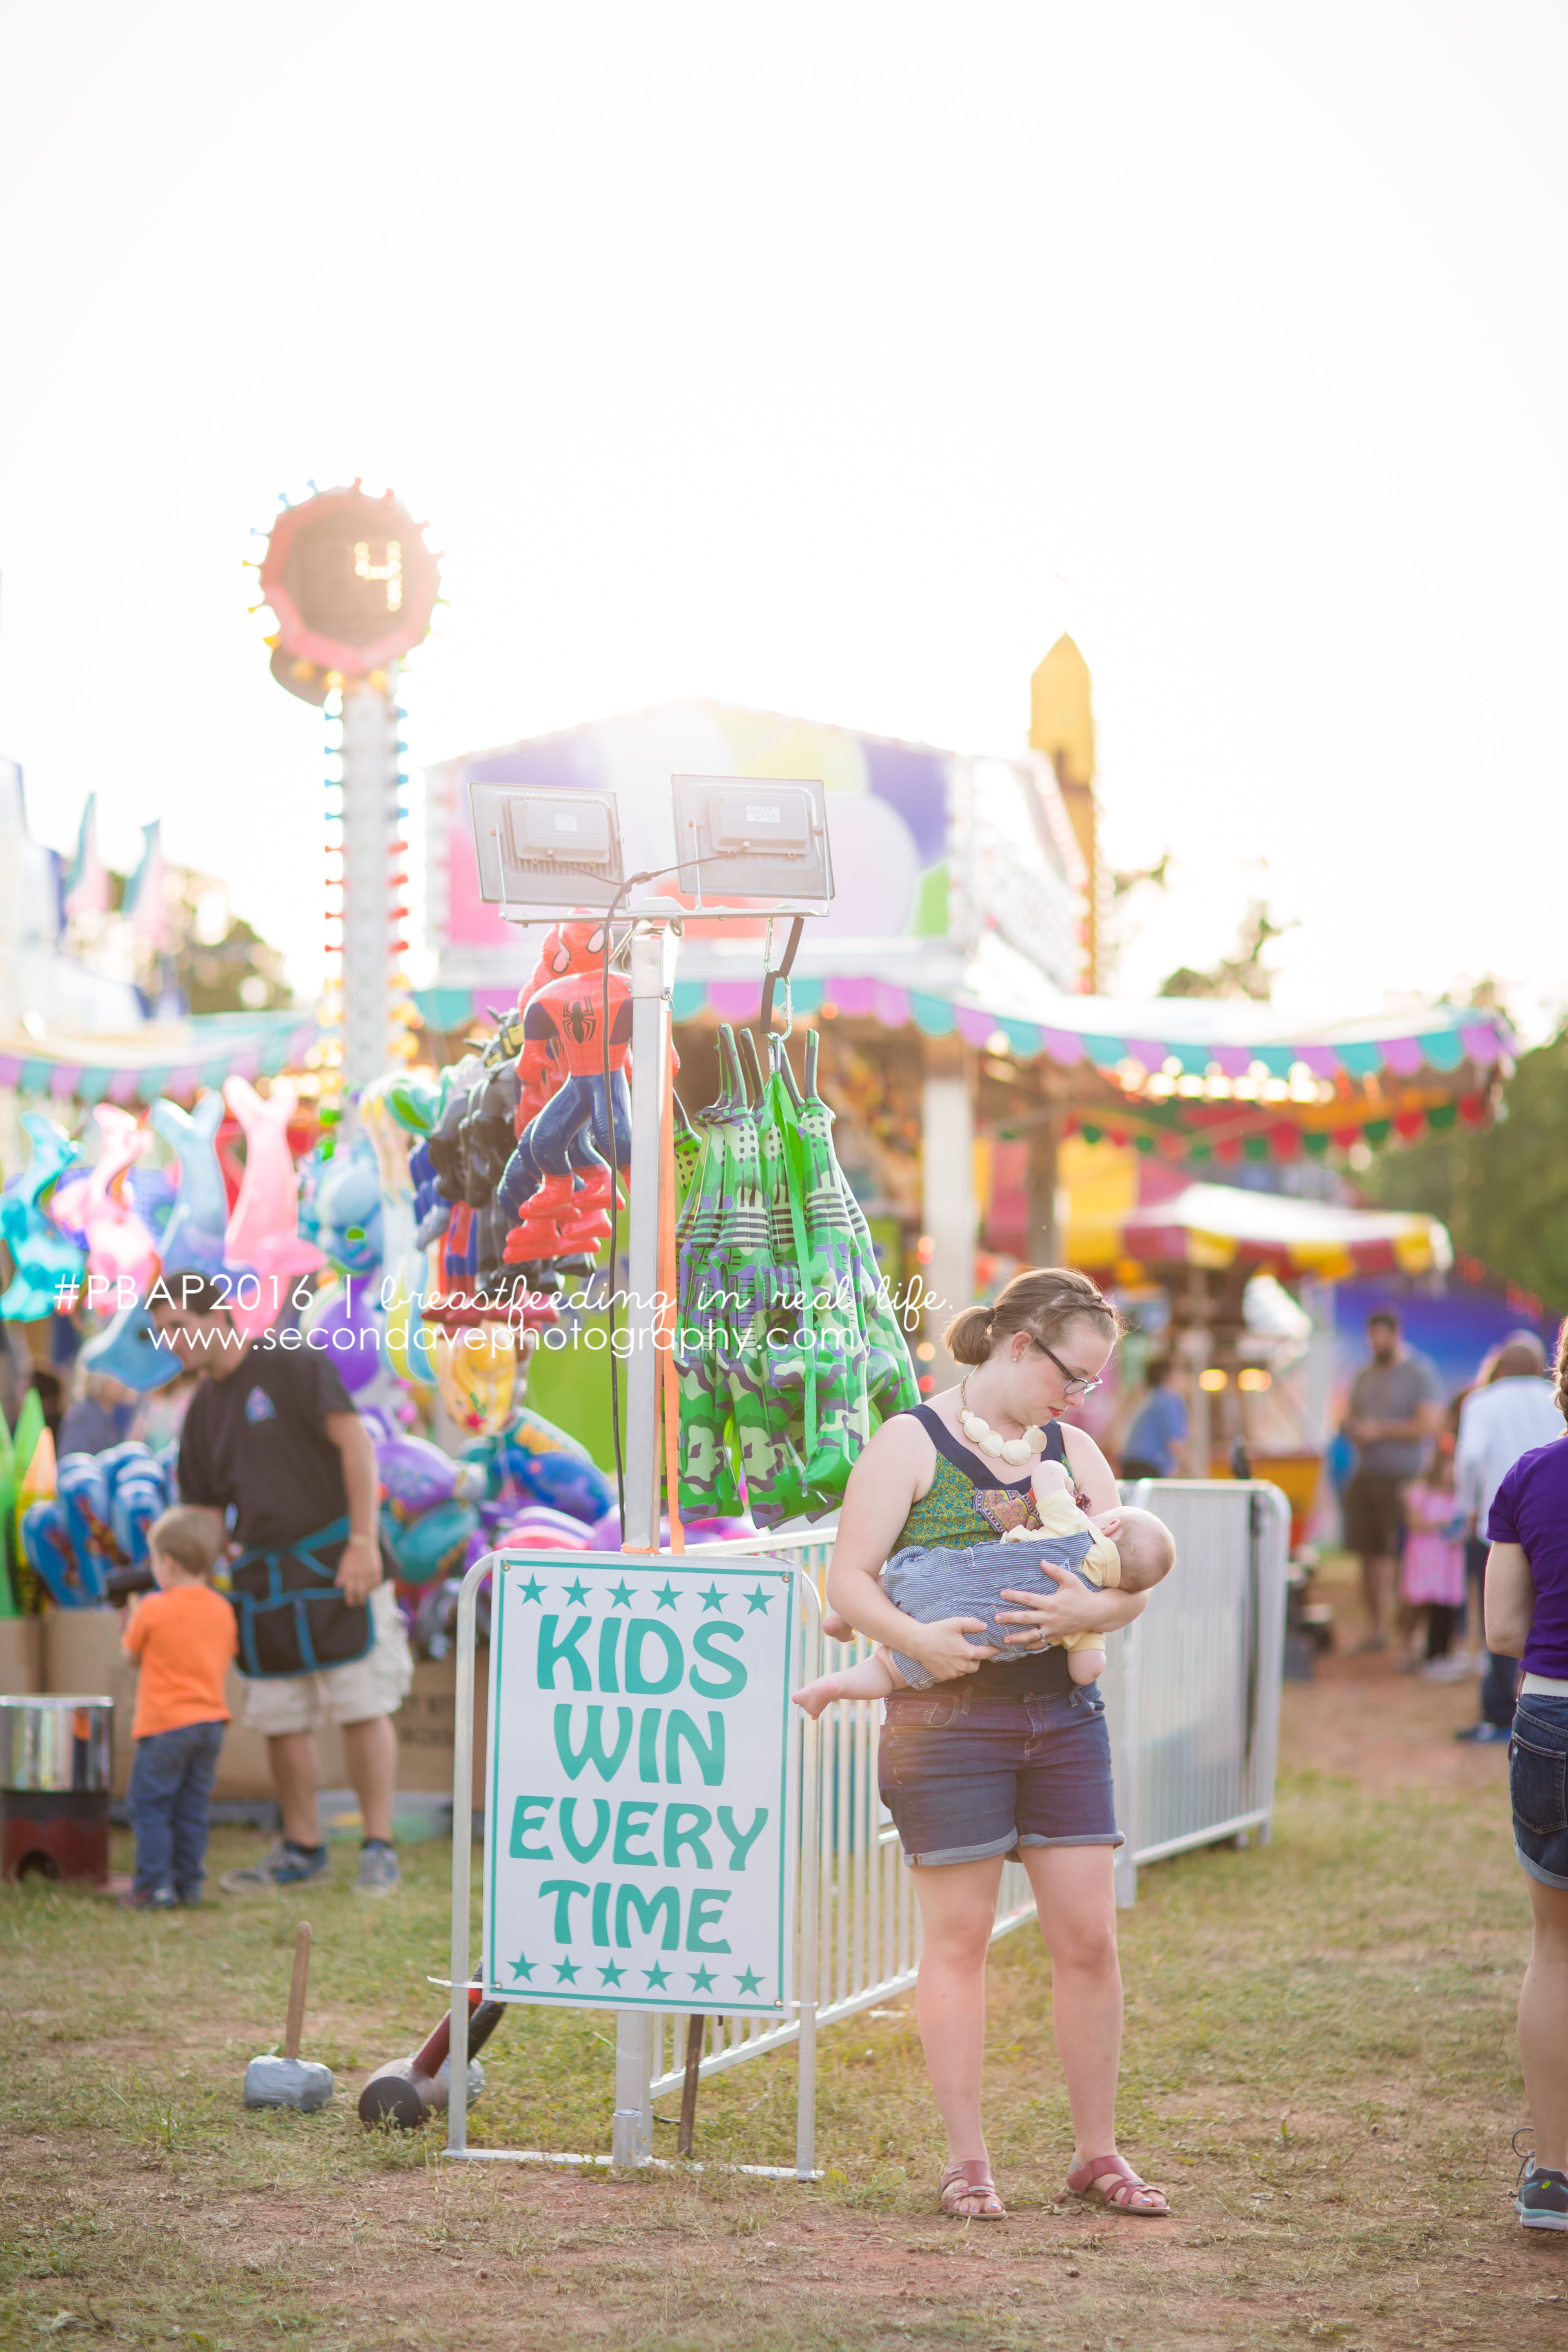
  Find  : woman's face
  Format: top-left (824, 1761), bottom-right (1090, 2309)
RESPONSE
top-left (993, 1314), bottom-right (1116, 1421)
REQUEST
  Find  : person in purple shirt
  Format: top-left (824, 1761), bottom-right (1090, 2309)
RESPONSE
top-left (1483, 1324), bottom-right (1568, 2232)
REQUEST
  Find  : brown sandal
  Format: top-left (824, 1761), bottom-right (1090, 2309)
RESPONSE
top-left (939, 2159), bottom-right (1006, 2219)
top-left (1065, 2152), bottom-right (1169, 2216)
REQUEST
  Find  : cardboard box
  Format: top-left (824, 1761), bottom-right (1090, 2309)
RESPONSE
top-left (0, 1617), bottom-right (42, 1695)
top-left (394, 1655), bottom-right (487, 1810)
top-left (38, 1612), bottom-right (480, 1809)
top-left (40, 1609), bottom-right (346, 1801)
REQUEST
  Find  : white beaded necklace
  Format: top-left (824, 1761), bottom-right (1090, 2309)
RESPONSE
top-left (957, 1375), bottom-right (1049, 1467)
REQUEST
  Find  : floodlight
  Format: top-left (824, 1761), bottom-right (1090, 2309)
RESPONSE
top-left (672, 775), bottom-right (833, 910)
top-left (469, 783), bottom-right (626, 915)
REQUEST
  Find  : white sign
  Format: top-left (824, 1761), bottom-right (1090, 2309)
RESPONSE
top-left (483, 1551), bottom-right (798, 2018)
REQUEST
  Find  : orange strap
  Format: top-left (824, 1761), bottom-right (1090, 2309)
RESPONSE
top-left (658, 1012), bottom-right (684, 1552)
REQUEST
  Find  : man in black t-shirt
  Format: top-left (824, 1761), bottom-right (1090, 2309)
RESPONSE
top-left (150, 1274), bottom-right (411, 1895)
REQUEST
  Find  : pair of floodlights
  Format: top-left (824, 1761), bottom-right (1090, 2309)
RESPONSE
top-left (469, 774), bottom-right (834, 924)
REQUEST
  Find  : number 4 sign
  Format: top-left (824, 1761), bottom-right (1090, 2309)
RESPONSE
top-left (483, 1552), bottom-right (799, 2016)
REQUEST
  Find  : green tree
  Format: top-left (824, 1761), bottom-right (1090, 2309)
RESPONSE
top-left (1363, 1024), bottom-right (1568, 1310)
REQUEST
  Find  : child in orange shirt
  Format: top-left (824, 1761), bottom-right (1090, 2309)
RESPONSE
top-left (120, 1507), bottom-right (238, 1909)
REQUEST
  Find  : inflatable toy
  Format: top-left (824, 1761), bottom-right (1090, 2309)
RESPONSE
top-left (151, 1092), bottom-right (229, 1276)
top-left (0, 1116), bottom-right (85, 1320)
top-left (431, 1323), bottom-right (518, 1434)
top-left (55, 1454), bottom-right (119, 1595)
top-left (223, 1075), bottom-right (324, 1335)
top-left (302, 1279), bottom-right (382, 1393)
top-left (503, 922), bottom-right (632, 1262)
top-left (80, 1296), bottom-right (183, 1392)
top-left (21, 1501), bottom-right (90, 1608)
top-left (381, 1496), bottom-right (479, 1586)
top-left (49, 1107), bottom-right (159, 1294)
top-left (376, 1434), bottom-right (460, 1515)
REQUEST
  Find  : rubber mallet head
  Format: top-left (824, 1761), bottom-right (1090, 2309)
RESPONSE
top-left (357, 1994), bottom-right (506, 2129)
top-left (244, 1922), bottom-right (335, 2113)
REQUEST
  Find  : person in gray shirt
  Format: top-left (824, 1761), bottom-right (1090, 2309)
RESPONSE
top-left (1341, 1310), bottom-right (1443, 1651)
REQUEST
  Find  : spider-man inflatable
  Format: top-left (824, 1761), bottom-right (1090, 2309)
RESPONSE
top-left (500, 922), bottom-right (634, 1262)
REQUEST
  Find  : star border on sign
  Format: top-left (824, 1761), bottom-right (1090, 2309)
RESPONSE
top-left (508, 1951), bottom-right (536, 1982)
top-left (688, 1964), bottom-right (717, 1993)
top-left (734, 1965), bottom-right (764, 1996)
top-left (608, 1579), bottom-right (636, 1609)
top-left (598, 1958), bottom-right (626, 1988)
top-left (518, 1575), bottom-right (545, 1605)
top-left (554, 1955), bottom-right (581, 1984)
top-left (698, 1584), bottom-right (726, 1614)
top-left (744, 1583), bottom-right (773, 1614)
top-left (643, 1960), bottom-right (672, 1989)
top-left (653, 1581), bottom-right (679, 1610)
top-left (563, 1577), bottom-right (589, 1606)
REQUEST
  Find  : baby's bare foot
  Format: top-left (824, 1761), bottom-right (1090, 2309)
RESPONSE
top-left (792, 1678), bottom-right (842, 1720)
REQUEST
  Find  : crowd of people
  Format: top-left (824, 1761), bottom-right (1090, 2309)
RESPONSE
top-left (1339, 1309), bottom-right (1563, 1744)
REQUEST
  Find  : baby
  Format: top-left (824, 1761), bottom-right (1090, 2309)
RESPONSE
top-left (793, 1461), bottom-right (1176, 1717)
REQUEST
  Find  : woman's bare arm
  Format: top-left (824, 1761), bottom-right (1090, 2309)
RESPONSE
top-left (825, 1417), bottom-right (998, 1680)
top-left (1060, 1422), bottom-right (1122, 1515)
top-left (1484, 1541), bottom-right (1535, 1658)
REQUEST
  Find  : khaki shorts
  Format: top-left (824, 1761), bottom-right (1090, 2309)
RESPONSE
top-left (238, 1583), bottom-right (414, 1737)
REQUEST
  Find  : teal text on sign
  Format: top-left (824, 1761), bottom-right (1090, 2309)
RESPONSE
top-left (483, 1553), bottom-right (797, 2015)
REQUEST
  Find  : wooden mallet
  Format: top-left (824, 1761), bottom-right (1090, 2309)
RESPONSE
top-left (243, 1922), bottom-right (335, 2112)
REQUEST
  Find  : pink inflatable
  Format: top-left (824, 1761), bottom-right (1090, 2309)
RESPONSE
top-left (49, 1108), bottom-right (158, 1295)
top-left (223, 1076), bottom-right (323, 1336)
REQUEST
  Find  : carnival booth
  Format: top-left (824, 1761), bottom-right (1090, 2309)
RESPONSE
top-left (417, 697), bottom-right (1510, 1405)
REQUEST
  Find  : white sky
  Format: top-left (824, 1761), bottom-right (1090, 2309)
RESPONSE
top-left (1, 2), bottom-right (1564, 1035)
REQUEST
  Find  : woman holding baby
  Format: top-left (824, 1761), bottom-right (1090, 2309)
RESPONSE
top-left (821, 1267), bottom-right (1172, 2221)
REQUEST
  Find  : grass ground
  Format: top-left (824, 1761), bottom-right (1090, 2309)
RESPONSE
top-left (2, 1572), bottom-right (1564, 2350)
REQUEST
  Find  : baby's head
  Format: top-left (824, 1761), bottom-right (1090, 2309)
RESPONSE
top-left (1108, 1507), bottom-right (1176, 1594)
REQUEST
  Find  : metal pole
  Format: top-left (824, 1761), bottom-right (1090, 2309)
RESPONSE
top-left (446, 1554), bottom-right (491, 2156)
top-left (611, 921), bottom-right (676, 2166)
top-left (619, 924), bottom-right (676, 1551)
top-left (794, 1572), bottom-right (822, 2180)
top-left (338, 678), bottom-right (400, 1110)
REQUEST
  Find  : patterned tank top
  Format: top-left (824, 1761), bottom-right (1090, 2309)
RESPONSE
top-left (889, 1405), bottom-right (1076, 1699)
top-left (895, 1405), bottom-right (1071, 1549)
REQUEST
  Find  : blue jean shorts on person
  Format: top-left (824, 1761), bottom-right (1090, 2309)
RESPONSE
top-left (1511, 1697), bottom-right (1568, 1890)
top-left (882, 1538), bottom-right (1097, 1692)
top-left (877, 1681), bottom-right (1121, 1868)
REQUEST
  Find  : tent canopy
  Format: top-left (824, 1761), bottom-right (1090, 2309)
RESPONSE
top-left (1070, 1178), bottom-right (1452, 1283)
top-left (0, 1011), bottom-right (318, 1108)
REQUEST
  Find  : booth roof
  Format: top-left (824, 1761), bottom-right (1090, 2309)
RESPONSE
top-left (0, 1011), bottom-right (318, 1106)
top-left (416, 938), bottom-right (1510, 1108)
top-left (1070, 1180), bottom-right (1452, 1282)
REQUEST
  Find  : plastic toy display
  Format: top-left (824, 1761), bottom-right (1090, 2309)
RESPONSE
top-left (675, 1025), bottom-right (918, 1526)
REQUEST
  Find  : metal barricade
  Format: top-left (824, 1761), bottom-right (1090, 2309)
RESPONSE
top-left (1103, 1480), bottom-right (1290, 1907)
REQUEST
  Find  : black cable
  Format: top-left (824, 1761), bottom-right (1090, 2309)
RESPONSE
top-left (759, 913), bottom-right (804, 1038)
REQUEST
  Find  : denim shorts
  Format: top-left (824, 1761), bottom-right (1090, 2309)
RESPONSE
top-left (877, 1681), bottom-right (1121, 1868)
top-left (1512, 1697), bottom-right (1568, 1890)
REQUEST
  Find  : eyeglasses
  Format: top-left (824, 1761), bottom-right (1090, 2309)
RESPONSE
top-left (1031, 1340), bottom-right (1103, 1399)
